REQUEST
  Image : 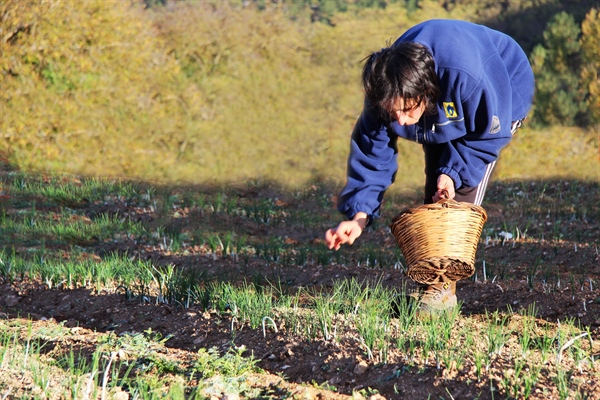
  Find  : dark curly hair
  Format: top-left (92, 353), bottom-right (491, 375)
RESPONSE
top-left (362, 42), bottom-right (440, 120)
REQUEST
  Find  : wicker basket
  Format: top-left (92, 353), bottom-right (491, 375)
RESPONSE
top-left (390, 198), bottom-right (487, 285)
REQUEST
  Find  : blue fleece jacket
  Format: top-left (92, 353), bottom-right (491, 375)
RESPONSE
top-left (338, 19), bottom-right (535, 220)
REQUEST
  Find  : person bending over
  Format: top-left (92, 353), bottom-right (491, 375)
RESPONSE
top-left (325, 19), bottom-right (534, 312)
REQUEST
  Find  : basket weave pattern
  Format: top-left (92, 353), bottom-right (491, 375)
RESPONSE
top-left (390, 199), bottom-right (487, 285)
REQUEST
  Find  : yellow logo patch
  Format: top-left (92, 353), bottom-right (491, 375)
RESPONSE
top-left (443, 102), bottom-right (458, 118)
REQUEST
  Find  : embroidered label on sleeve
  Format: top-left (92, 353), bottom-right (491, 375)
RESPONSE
top-left (490, 116), bottom-right (501, 134)
top-left (443, 102), bottom-right (458, 118)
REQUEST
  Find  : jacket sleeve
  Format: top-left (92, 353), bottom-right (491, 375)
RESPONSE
top-left (337, 103), bottom-right (398, 220)
top-left (437, 132), bottom-right (512, 189)
top-left (435, 73), bottom-right (514, 189)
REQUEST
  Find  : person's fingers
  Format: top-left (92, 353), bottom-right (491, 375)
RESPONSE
top-left (436, 174), bottom-right (455, 201)
top-left (325, 228), bottom-right (335, 241)
top-left (326, 228), bottom-right (348, 250)
top-left (325, 229), bottom-right (339, 249)
top-left (336, 230), bottom-right (350, 245)
top-left (347, 227), bottom-right (362, 245)
top-left (438, 189), bottom-right (449, 200)
top-left (325, 221), bottom-right (363, 249)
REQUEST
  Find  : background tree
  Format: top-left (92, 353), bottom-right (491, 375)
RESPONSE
top-left (579, 8), bottom-right (600, 127)
top-left (529, 12), bottom-right (585, 127)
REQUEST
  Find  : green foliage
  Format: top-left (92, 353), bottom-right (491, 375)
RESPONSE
top-left (236, 0), bottom-right (395, 24)
top-left (529, 12), bottom-right (585, 126)
top-left (195, 346), bottom-right (260, 378)
top-left (143, 0), bottom-right (168, 8)
top-left (529, 9), bottom-right (599, 128)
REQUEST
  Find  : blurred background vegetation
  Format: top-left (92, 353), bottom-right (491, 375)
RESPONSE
top-left (0, 0), bottom-right (598, 190)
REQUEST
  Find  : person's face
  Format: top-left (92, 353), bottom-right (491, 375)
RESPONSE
top-left (391, 97), bottom-right (426, 126)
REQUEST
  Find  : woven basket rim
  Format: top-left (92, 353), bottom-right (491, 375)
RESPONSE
top-left (390, 198), bottom-right (488, 225)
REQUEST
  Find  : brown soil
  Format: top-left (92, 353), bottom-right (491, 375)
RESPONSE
top-left (0, 177), bottom-right (599, 399)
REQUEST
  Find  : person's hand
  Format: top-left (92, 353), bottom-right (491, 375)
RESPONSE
top-left (325, 212), bottom-right (368, 250)
top-left (433, 174), bottom-right (455, 202)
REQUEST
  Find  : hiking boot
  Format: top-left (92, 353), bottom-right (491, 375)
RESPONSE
top-left (410, 281), bottom-right (457, 315)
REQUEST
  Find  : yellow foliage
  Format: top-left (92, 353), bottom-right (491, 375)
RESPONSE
top-left (0, 0), bottom-right (597, 188)
top-left (580, 8), bottom-right (600, 125)
top-left (1, 0), bottom-right (189, 179)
